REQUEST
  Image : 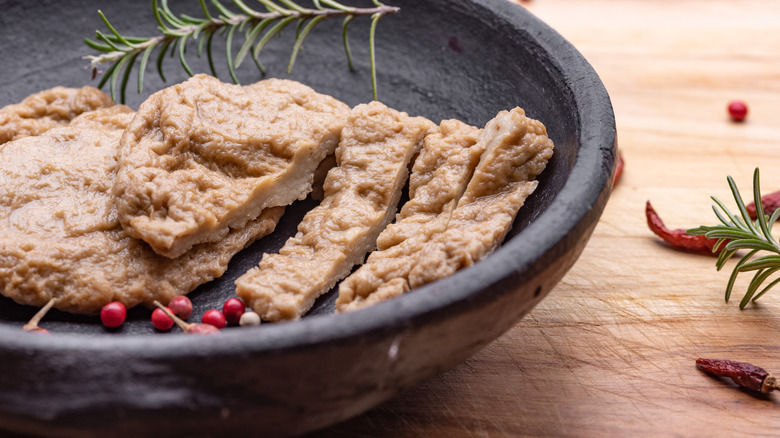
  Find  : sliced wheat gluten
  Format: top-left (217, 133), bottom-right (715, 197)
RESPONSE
top-left (0, 86), bottom-right (114, 144)
top-left (0, 105), bottom-right (283, 314)
top-left (235, 101), bottom-right (436, 321)
top-left (407, 107), bottom-right (554, 289)
top-left (336, 119), bottom-right (483, 312)
top-left (114, 74), bottom-right (349, 258)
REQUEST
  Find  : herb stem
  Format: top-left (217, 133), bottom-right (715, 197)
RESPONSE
top-left (85, 1), bottom-right (399, 102)
top-left (688, 168), bottom-right (780, 308)
top-left (23, 298), bottom-right (57, 332)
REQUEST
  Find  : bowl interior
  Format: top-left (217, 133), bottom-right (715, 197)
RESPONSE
top-left (0, 0), bottom-right (584, 335)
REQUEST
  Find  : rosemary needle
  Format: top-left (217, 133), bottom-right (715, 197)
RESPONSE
top-left (688, 168), bottom-right (780, 309)
top-left (84, 0), bottom-right (400, 103)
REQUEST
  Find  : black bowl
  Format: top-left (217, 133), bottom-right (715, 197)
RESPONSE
top-left (0, 0), bottom-right (616, 436)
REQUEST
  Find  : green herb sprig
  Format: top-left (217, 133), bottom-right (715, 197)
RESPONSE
top-left (688, 168), bottom-right (780, 309)
top-left (84, 0), bottom-right (399, 103)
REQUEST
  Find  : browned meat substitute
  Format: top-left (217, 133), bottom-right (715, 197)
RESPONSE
top-left (338, 107), bottom-right (554, 311)
top-left (0, 105), bottom-right (283, 314)
top-left (113, 74), bottom-right (350, 258)
top-left (337, 119), bottom-right (484, 312)
top-left (407, 107), bottom-right (554, 289)
top-left (0, 74), bottom-right (552, 318)
top-left (235, 101), bottom-right (436, 321)
top-left (0, 86), bottom-right (115, 145)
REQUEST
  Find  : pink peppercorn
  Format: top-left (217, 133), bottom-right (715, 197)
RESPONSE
top-left (168, 296), bottom-right (193, 319)
top-left (151, 307), bottom-right (174, 331)
top-left (202, 309), bottom-right (226, 329)
top-left (100, 301), bottom-right (127, 328)
top-left (222, 298), bottom-right (245, 325)
top-left (728, 100), bottom-right (748, 122)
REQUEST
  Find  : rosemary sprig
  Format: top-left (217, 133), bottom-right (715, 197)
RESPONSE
top-left (688, 168), bottom-right (780, 309)
top-left (84, 0), bottom-right (399, 103)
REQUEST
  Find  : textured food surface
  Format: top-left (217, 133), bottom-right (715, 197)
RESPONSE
top-left (0, 86), bottom-right (114, 145)
top-left (114, 74), bottom-right (350, 258)
top-left (236, 101), bottom-right (436, 321)
top-left (337, 119), bottom-right (483, 312)
top-left (407, 107), bottom-right (555, 288)
top-left (0, 106), bottom-right (283, 314)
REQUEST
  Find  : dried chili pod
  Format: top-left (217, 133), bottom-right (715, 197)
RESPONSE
top-left (646, 201), bottom-right (722, 255)
top-left (696, 358), bottom-right (780, 393)
top-left (613, 151), bottom-right (624, 188)
top-left (746, 190), bottom-right (780, 220)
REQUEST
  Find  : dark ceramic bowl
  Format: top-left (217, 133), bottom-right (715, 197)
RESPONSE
top-left (0, 0), bottom-right (616, 436)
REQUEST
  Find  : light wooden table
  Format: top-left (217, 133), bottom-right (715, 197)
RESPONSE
top-left (318, 0), bottom-right (780, 435)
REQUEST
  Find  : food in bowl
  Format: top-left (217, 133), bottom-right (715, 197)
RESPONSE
top-left (0, 101), bottom-right (283, 314)
top-left (235, 101), bottom-right (437, 321)
top-left (337, 108), bottom-right (554, 313)
top-left (0, 74), bottom-right (553, 319)
top-left (114, 74), bottom-right (350, 258)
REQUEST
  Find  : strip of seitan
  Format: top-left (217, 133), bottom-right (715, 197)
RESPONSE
top-left (114, 74), bottom-right (350, 258)
top-left (235, 101), bottom-right (436, 321)
top-left (0, 86), bottom-right (114, 144)
top-left (336, 119), bottom-right (483, 312)
top-left (0, 105), bottom-right (283, 314)
top-left (407, 107), bottom-right (554, 289)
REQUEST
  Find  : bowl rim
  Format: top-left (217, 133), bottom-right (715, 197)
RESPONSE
top-left (0, 0), bottom-right (616, 357)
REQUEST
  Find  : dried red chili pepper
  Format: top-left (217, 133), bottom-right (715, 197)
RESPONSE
top-left (613, 151), bottom-right (624, 188)
top-left (646, 201), bottom-right (722, 255)
top-left (696, 358), bottom-right (780, 393)
top-left (746, 190), bottom-right (780, 220)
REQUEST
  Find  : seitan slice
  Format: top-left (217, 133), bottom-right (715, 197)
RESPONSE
top-left (0, 105), bottom-right (283, 314)
top-left (336, 119), bottom-right (483, 312)
top-left (407, 107), bottom-right (554, 289)
top-left (114, 74), bottom-right (350, 258)
top-left (0, 86), bottom-right (114, 145)
top-left (235, 101), bottom-right (436, 321)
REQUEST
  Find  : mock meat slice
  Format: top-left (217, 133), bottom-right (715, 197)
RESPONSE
top-left (336, 119), bottom-right (483, 312)
top-left (0, 86), bottom-right (115, 144)
top-left (113, 74), bottom-right (350, 258)
top-left (235, 101), bottom-right (436, 321)
top-left (0, 105), bottom-right (283, 314)
top-left (407, 107), bottom-right (554, 289)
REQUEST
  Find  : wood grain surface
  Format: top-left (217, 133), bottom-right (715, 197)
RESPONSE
top-left (315, 0), bottom-right (780, 436)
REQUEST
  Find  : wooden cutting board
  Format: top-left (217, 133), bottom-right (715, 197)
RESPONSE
top-left (316, 0), bottom-right (780, 436)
